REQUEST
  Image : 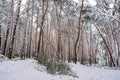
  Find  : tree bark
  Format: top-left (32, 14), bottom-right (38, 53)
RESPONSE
top-left (8, 0), bottom-right (22, 59)
top-left (96, 26), bottom-right (116, 67)
top-left (74, 0), bottom-right (84, 64)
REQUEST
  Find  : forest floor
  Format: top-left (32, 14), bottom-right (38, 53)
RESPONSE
top-left (0, 56), bottom-right (120, 80)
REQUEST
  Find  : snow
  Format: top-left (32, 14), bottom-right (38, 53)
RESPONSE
top-left (88, 0), bottom-right (97, 6)
top-left (73, 0), bottom-right (79, 3)
top-left (0, 54), bottom-right (7, 62)
top-left (69, 63), bottom-right (120, 80)
top-left (0, 59), bottom-right (120, 80)
top-left (109, 4), bottom-right (114, 8)
top-left (73, 0), bottom-right (97, 6)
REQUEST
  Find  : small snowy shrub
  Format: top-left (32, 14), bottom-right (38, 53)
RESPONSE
top-left (46, 61), bottom-right (56, 74)
top-left (36, 54), bottom-right (47, 66)
top-left (54, 62), bottom-right (70, 74)
top-left (12, 53), bottom-right (19, 58)
top-left (46, 61), bottom-right (71, 75)
top-left (36, 54), bottom-right (72, 75)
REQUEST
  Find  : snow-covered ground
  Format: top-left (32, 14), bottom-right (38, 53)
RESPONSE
top-left (0, 59), bottom-right (120, 80)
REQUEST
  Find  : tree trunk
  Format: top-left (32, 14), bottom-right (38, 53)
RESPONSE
top-left (37, 0), bottom-right (48, 54)
top-left (74, 0), bottom-right (84, 64)
top-left (8, 0), bottom-right (21, 59)
top-left (96, 26), bottom-right (116, 67)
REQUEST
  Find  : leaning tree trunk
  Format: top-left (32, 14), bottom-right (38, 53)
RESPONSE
top-left (37, 0), bottom-right (48, 54)
top-left (8, 0), bottom-right (22, 59)
top-left (2, 0), bottom-right (14, 56)
top-left (96, 26), bottom-right (116, 67)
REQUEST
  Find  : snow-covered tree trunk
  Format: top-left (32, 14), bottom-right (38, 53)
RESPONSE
top-left (74, 0), bottom-right (84, 64)
top-left (7, 0), bottom-right (22, 58)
